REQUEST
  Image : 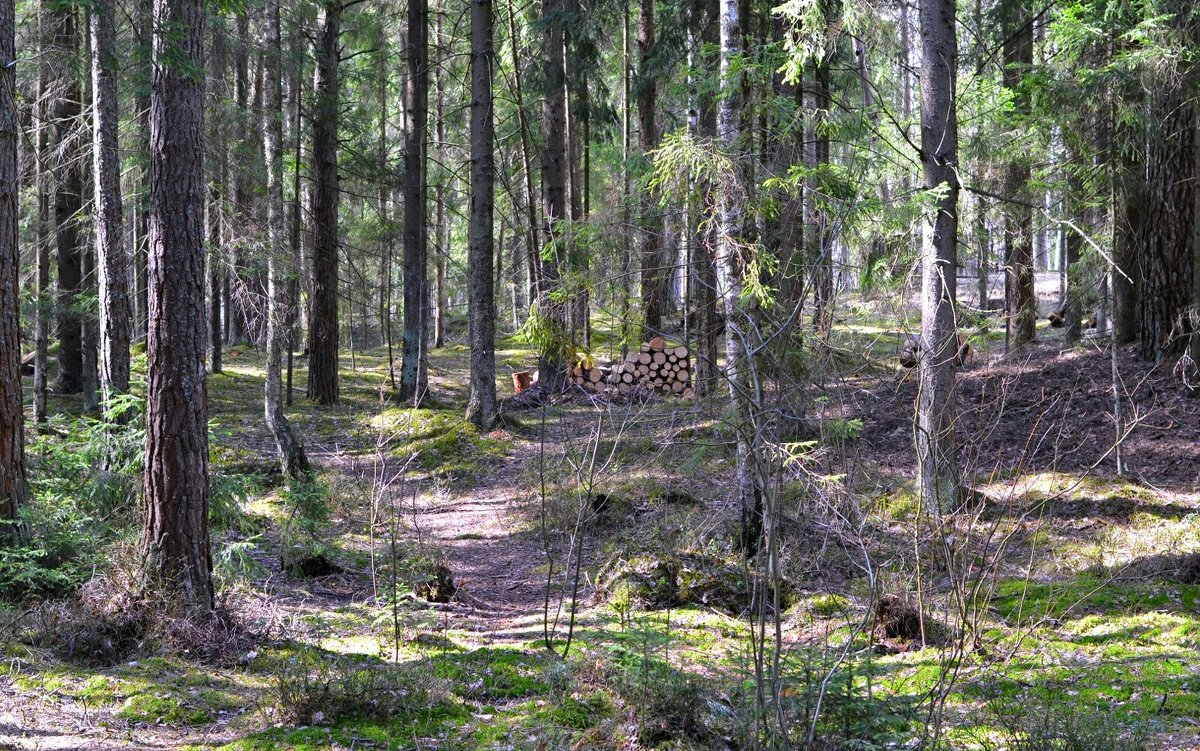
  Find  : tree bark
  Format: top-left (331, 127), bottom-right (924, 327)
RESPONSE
top-left (0, 0), bottom-right (28, 541)
top-left (1002, 2), bottom-right (1035, 347)
top-left (91, 0), bottom-right (132, 419)
top-left (1137, 84), bottom-right (1194, 361)
top-left (33, 3), bottom-right (50, 424)
top-left (466, 0), bottom-right (498, 430)
top-left (50, 1), bottom-right (84, 395)
top-left (433, 9), bottom-right (448, 350)
top-left (208, 21), bottom-right (227, 375)
top-left (306, 0), bottom-right (341, 405)
top-left (638, 0), bottom-right (664, 334)
top-left (263, 0), bottom-right (310, 476)
top-left (400, 0), bottom-right (430, 405)
top-left (917, 0), bottom-right (960, 511)
top-left (142, 0), bottom-right (213, 608)
top-left (717, 0), bottom-right (758, 553)
top-left (538, 0), bottom-right (569, 388)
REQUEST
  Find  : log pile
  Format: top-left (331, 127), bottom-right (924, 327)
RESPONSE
top-left (569, 336), bottom-right (694, 398)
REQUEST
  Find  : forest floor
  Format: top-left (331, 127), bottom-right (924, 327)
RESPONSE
top-left (3, 295), bottom-right (1200, 751)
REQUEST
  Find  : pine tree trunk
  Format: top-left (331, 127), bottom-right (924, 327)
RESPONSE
top-left (638, 0), bottom-right (664, 334)
top-left (1137, 85), bottom-right (1193, 361)
top-left (33, 4), bottom-right (50, 424)
top-left (51, 2), bottom-right (84, 395)
top-left (400, 0), bottom-right (430, 405)
top-left (538, 0), bottom-right (569, 389)
top-left (465, 0), bottom-right (498, 430)
top-left (142, 0), bottom-right (213, 608)
top-left (0, 0), bottom-right (28, 541)
top-left (208, 20), bottom-right (226, 375)
top-left (1002, 4), bottom-right (1035, 347)
top-left (135, 0), bottom-right (151, 340)
top-left (263, 0), bottom-right (310, 476)
top-left (433, 9), bottom-right (448, 350)
top-left (916, 0), bottom-right (960, 511)
top-left (91, 0), bottom-right (132, 419)
top-left (306, 0), bottom-right (341, 405)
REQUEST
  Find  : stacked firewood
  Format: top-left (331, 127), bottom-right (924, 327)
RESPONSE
top-left (605, 336), bottom-right (694, 398)
top-left (568, 337), bottom-right (694, 397)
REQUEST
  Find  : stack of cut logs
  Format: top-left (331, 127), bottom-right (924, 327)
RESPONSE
top-left (568, 336), bottom-right (694, 398)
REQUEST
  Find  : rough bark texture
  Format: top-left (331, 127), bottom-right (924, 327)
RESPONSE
top-left (50, 2), bottom-right (84, 395)
top-left (307, 0), bottom-right (341, 405)
top-left (1137, 85), bottom-right (1194, 362)
top-left (1002, 3), bottom-right (1035, 347)
top-left (638, 0), bottom-right (665, 334)
top-left (538, 0), bottom-right (569, 389)
top-left (466, 0), bottom-right (498, 430)
top-left (263, 0), bottom-right (310, 476)
top-left (400, 0), bottom-right (430, 404)
top-left (0, 0), bottom-right (29, 540)
top-left (917, 0), bottom-right (960, 511)
top-left (142, 0), bottom-right (213, 608)
top-left (91, 0), bottom-right (132, 417)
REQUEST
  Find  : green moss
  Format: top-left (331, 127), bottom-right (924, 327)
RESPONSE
top-left (429, 647), bottom-right (551, 700)
top-left (116, 691), bottom-right (213, 726)
top-left (809, 593), bottom-right (851, 617)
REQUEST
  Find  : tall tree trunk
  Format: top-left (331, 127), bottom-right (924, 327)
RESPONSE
top-left (375, 21), bottom-right (395, 387)
top-left (1002, 3), bottom-right (1035, 347)
top-left (504, 0), bottom-right (541, 315)
top-left (33, 3), bottom-right (50, 424)
top-left (135, 0), bottom-right (151, 339)
top-left (400, 0), bottom-right (430, 405)
top-left (288, 34), bottom-right (305, 403)
top-left (0, 0), bottom-right (28, 541)
top-left (142, 0), bottom-right (213, 608)
top-left (717, 0), bottom-right (757, 553)
top-left (433, 9), bottom-right (448, 349)
top-left (50, 1), bottom-right (84, 395)
top-left (306, 0), bottom-right (341, 405)
top-left (538, 0), bottom-right (569, 388)
top-left (228, 11), bottom-right (252, 345)
top-left (1137, 84), bottom-right (1194, 361)
top-left (638, 0), bottom-right (664, 335)
top-left (810, 19), bottom-right (833, 338)
top-left (91, 0), bottom-right (132, 418)
top-left (263, 0), bottom-right (310, 476)
top-left (692, 0), bottom-right (719, 397)
top-left (465, 0), bottom-right (497, 430)
top-left (917, 0), bottom-right (960, 511)
top-left (208, 21), bottom-right (227, 374)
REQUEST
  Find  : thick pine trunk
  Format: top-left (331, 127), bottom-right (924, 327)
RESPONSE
top-left (91, 0), bottom-right (132, 418)
top-left (51, 3), bottom-right (84, 395)
top-left (400, 0), bottom-right (430, 404)
top-left (917, 0), bottom-right (960, 511)
top-left (306, 0), bottom-right (341, 405)
top-left (142, 0), bottom-right (213, 608)
top-left (1137, 86), bottom-right (1194, 362)
top-left (433, 10), bottom-right (448, 350)
top-left (638, 0), bottom-right (664, 334)
top-left (538, 0), bottom-right (569, 389)
top-left (465, 0), bottom-right (498, 430)
top-left (263, 0), bottom-right (309, 476)
top-left (0, 0), bottom-right (28, 541)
